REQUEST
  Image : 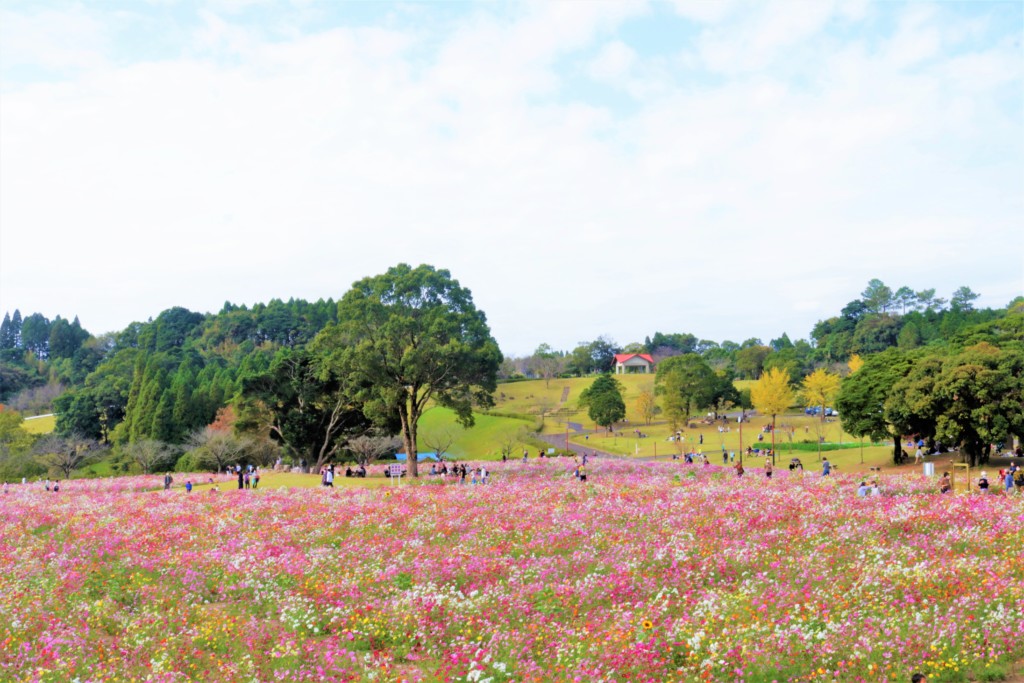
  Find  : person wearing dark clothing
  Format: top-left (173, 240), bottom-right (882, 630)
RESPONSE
top-left (237, 470), bottom-right (244, 490)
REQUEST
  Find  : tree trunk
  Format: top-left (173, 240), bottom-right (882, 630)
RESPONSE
top-left (892, 436), bottom-right (902, 466)
top-left (400, 399), bottom-right (420, 478)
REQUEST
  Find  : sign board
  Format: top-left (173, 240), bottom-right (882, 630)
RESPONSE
top-left (388, 464), bottom-right (403, 481)
top-left (547, 448), bottom-right (555, 454)
top-left (923, 462), bottom-right (935, 477)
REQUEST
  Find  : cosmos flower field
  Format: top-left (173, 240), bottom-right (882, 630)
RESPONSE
top-left (2, 460), bottom-right (1022, 683)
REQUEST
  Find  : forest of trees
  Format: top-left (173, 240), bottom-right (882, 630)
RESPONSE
top-left (505, 281), bottom-right (1015, 383)
top-left (0, 278), bottom-right (1021, 478)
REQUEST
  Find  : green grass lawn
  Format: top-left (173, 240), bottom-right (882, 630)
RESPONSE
top-left (495, 377), bottom-right (903, 472)
top-left (571, 410), bottom-right (901, 472)
top-left (76, 459), bottom-right (115, 478)
top-left (21, 414), bottom-right (56, 435)
top-left (417, 406), bottom-right (538, 460)
top-left (495, 375), bottom-right (658, 434)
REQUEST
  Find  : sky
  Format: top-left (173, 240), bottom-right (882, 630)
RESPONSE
top-left (1, 1), bottom-right (1022, 356)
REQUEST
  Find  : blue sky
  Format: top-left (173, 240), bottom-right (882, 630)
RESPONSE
top-left (1, 1), bottom-right (1021, 355)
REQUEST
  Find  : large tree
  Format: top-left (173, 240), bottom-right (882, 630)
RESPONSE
top-left (893, 343), bottom-right (1023, 466)
top-left (835, 348), bottom-right (916, 464)
top-left (655, 354), bottom-right (718, 430)
top-left (315, 264), bottom-right (501, 477)
top-left (237, 347), bottom-right (372, 470)
top-left (578, 374), bottom-right (626, 431)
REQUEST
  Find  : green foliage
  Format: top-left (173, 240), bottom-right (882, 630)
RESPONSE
top-left (656, 354), bottom-right (721, 428)
top-left (0, 411), bottom-right (41, 480)
top-left (6, 281), bottom-right (1020, 480)
top-left (238, 347), bottom-right (373, 468)
top-left (0, 360), bottom-right (44, 403)
top-left (315, 264), bottom-right (502, 477)
top-left (578, 374), bottom-right (626, 428)
top-left (895, 343), bottom-right (1024, 466)
top-left (836, 348), bottom-right (914, 464)
top-left (174, 450), bottom-right (199, 473)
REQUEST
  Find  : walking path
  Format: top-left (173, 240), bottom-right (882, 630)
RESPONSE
top-left (538, 432), bottom-right (632, 460)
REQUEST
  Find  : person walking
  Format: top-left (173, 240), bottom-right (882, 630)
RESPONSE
top-left (821, 458), bottom-right (831, 477)
top-left (163, 473), bottom-right (173, 491)
top-left (764, 459), bottom-right (773, 479)
top-left (237, 469), bottom-right (244, 490)
top-left (185, 480), bottom-right (192, 494)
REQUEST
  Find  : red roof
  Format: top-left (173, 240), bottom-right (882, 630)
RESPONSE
top-left (614, 353), bottom-right (654, 364)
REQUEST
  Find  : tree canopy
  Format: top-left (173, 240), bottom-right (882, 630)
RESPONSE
top-left (314, 264), bottom-right (501, 478)
top-left (578, 374), bottom-right (626, 430)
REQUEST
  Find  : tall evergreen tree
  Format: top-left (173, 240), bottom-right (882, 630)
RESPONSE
top-left (0, 313), bottom-right (13, 349)
top-left (10, 310), bottom-right (22, 347)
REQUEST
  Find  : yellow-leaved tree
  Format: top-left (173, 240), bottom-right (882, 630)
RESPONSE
top-left (750, 367), bottom-right (794, 465)
top-left (634, 387), bottom-right (656, 426)
top-left (801, 368), bottom-right (841, 461)
top-left (847, 354), bottom-right (864, 374)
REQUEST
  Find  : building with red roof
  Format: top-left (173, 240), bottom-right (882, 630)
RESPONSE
top-left (613, 353), bottom-right (655, 374)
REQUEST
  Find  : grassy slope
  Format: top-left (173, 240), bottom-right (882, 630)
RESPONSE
top-left (21, 414), bottom-right (56, 435)
top-left (495, 376), bottom-right (899, 471)
top-left (416, 407), bottom-right (537, 460)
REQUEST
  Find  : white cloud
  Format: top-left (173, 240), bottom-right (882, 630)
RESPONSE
top-left (0, 2), bottom-right (1021, 355)
top-left (0, 7), bottom-right (110, 75)
top-left (589, 40), bottom-right (637, 82)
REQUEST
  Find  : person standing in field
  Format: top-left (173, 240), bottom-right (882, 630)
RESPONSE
top-left (764, 458), bottom-right (773, 479)
top-left (821, 458), bottom-right (831, 477)
top-left (185, 480), bottom-right (192, 494)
